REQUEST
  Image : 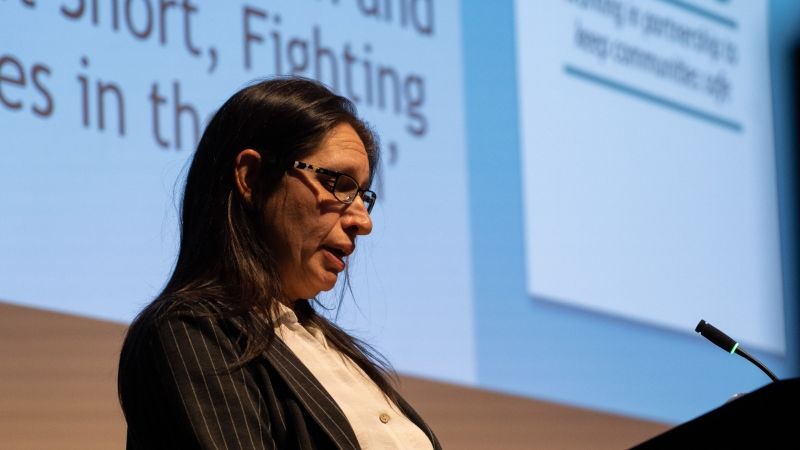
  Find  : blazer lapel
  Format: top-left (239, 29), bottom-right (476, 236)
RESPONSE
top-left (263, 337), bottom-right (361, 450)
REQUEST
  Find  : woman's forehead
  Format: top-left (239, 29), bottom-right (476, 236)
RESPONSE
top-left (309, 124), bottom-right (369, 173)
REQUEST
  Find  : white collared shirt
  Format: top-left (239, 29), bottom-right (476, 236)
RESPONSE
top-left (273, 303), bottom-right (434, 450)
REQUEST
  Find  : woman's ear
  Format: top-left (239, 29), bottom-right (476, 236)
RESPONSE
top-left (234, 149), bottom-right (262, 205)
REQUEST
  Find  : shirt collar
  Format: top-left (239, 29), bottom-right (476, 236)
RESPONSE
top-left (274, 301), bottom-right (329, 348)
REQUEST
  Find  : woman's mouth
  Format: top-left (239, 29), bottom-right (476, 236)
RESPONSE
top-left (322, 246), bottom-right (346, 271)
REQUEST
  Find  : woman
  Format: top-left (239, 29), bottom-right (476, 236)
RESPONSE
top-left (118, 77), bottom-right (440, 450)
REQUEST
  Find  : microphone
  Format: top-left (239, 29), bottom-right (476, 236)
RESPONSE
top-left (695, 319), bottom-right (779, 382)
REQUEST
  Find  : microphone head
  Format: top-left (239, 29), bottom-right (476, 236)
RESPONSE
top-left (695, 319), bottom-right (707, 333)
top-left (695, 319), bottom-right (738, 354)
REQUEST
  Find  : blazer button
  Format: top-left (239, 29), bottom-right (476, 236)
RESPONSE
top-left (379, 413), bottom-right (390, 424)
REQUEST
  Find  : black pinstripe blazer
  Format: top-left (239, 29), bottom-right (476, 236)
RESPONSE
top-left (119, 301), bottom-right (441, 450)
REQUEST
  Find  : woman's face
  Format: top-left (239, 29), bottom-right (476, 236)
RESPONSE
top-left (264, 123), bottom-right (373, 301)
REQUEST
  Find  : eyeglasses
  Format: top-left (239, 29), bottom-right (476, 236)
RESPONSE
top-left (292, 161), bottom-right (377, 213)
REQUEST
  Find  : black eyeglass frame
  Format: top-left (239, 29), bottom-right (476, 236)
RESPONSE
top-left (292, 161), bottom-right (377, 213)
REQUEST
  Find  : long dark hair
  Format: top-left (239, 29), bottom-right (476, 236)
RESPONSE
top-left (119, 77), bottom-right (400, 406)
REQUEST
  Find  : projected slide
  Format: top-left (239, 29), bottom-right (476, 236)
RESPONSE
top-left (0, 0), bottom-right (474, 383)
top-left (515, 0), bottom-right (785, 353)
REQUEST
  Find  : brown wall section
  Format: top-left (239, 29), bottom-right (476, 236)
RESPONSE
top-left (0, 301), bottom-right (668, 449)
top-left (0, 301), bottom-right (127, 450)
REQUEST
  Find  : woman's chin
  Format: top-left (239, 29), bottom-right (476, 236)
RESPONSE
top-left (301, 272), bottom-right (339, 298)
top-left (319, 272), bottom-right (339, 291)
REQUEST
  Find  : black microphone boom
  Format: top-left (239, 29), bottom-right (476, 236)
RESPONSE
top-left (695, 319), bottom-right (779, 382)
